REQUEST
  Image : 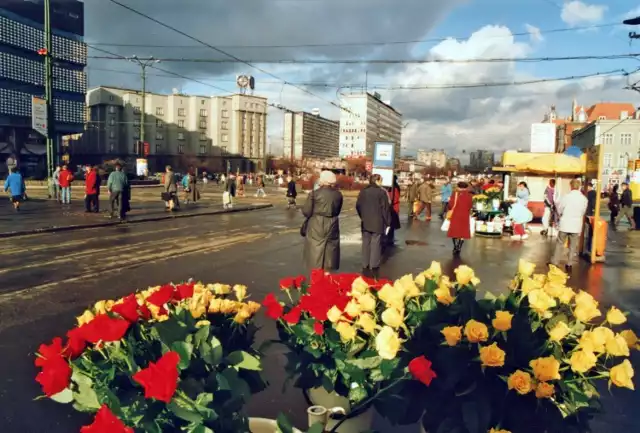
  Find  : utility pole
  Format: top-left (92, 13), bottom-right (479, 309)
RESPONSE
top-left (127, 56), bottom-right (159, 153)
top-left (44, 0), bottom-right (55, 197)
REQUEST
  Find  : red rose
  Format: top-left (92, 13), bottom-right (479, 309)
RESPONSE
top-left (35, 355), bottom-right (71, 396)
top-left (79, 314), bottom-right (130, 344)
top-left (314, 321), bottom-right (324, 336)
top-left (80, 405), bottom-right (134, 433)
top-left (279, 277), bottom-right (296, 290)
top-left (64, 327), bottom-right (86, 359)
top-left (173, 282), bottom-right (195, 300)
top-left (146, 284), bottom-right (175, 307)
top-left (133, 351), bottom-right (180, 403)
top-left (408, 356), bottom-right (437, 386)
top-left (111, 295), bottom-right (141, 323)
top-left (35, 337), bottom-right (64, 368)
top-left (262, 293), bottom-right (284, 320)
top-left (283, 306), bottom-right (302, 325)
top-left (294, 275), bottom-right (307, 288)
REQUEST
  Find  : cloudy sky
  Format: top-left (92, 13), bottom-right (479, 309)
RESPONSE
top-left (83, 0), bottom-right (640, 159)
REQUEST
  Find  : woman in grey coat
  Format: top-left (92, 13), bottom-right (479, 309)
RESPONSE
top-left (164, 166), bottom-right (178, 211)
top-left (302, 171), bottom-right (343, 272)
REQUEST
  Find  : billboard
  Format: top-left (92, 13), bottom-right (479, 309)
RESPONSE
top-left (0, 0), bottom-right (84, 36)
top-left (530, 123), bottom-right (556, 153)
top-left (373, 141), bottom-right (395, 168)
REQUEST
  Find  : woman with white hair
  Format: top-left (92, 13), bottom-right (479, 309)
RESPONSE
top-left (301, 170), bottom-right (343, 271)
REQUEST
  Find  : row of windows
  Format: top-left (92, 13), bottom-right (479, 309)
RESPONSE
top-left (603, 153), bottom-right (634, 168)
top-left (0, 88), bottom-right (84, 123)
top-left (0, 16), bottom-right (87, 64)
top-left (602, 133), bottom-right (635, 146)
top-left (0, 53), bottom-right (86, 93)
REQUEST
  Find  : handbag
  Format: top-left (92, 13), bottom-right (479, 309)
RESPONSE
top-left (300, 192), bottom-right (315, 237)
top-left (446, 192), bottom-right (459, 220)
top-left (440, 219), bottom-right (450, 232)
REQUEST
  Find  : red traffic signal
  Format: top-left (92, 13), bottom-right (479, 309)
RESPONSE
top-left (143, 142), bottom-right (150, 156)
top-left (37, 48), bottom-right (48, 56)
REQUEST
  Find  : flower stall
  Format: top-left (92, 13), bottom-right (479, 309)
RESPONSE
top-left (472, 186), bottom-right (509, 237)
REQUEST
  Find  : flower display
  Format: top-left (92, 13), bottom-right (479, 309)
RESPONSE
top-left (35, 281), bottom-right (265, 433)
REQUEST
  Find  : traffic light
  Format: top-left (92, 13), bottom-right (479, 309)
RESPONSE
top-left (37, 48), bottom-right (48, 56)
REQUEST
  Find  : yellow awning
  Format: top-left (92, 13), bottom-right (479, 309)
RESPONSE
top-left (514, 153), bottom-right (586, 175)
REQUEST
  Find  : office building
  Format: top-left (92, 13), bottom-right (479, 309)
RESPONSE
top-left (0, 0), bottom-right (86, 174)
top-left (416, 149), bottom-right (447, 168)
top-left (283, 109), bottom-right (339, 160)
top-left (83, 86), bottom-right (267, 172)
top-left (338, 92), bottom-right (402, 159)
top-left (469, 150), bottom-right (495, 172)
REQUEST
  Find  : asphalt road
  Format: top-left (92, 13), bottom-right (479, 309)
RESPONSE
top-left (0, 203), bottom-right (638, 433)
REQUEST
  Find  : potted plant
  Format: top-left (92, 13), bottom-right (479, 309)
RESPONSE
top-left (34, 281), bottom-right (275, 432)
top-left (264, 269), bottom-right (438, 432)
top-left (393, 260), bottom-right (637, 433)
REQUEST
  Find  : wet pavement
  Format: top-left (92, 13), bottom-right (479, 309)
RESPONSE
top-left (0, 202), bottom-right (637, 433)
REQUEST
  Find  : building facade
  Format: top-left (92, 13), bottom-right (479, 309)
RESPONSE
top-left (416, 149), bottom-right (447, 168)
top-left (338, 92), bottom-right (402, 159)
top-left (283, 110), bottom-right (339, 160)
top-left (82, 86), bottom-right (267, 172)
top-left (469, 150), bottom-right (495, 172)
top-left (0, 0), bottom-right (86, 175)
top-left (572, 117), bottom-right (640, 189)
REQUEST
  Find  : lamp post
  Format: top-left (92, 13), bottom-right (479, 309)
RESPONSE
top-left (42, 0), bottom-right (55, 197)
top-left (127, 56), bottom-right (160, 152)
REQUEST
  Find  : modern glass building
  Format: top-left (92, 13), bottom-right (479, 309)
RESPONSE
top-left (0, 0), bottom-right (86, 164)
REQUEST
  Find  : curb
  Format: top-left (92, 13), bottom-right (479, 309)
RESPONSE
top-left (0, 204), bottom-right (273, 239)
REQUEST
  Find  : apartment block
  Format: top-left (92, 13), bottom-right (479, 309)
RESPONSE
top-left (283, 110), bottom-right (339, 160)
top-left (416, 149), bottom-right (447, 168)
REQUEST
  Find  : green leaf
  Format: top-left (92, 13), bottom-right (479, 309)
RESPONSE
top-left (221, 367), bottom-right (252, 401)
top-left (50, 388), bottom-right (74, 404)
top-left (189, 426), bottom-right (214, 433)
top-left (201, 336), bottom-right (223, 366)
top-left (226, 351), bottom-right (262, 371)
top-left (193, 325), bottom-right (210, 349)
top-left (171, 341), bottom-right (194, 370)
top-left (167, 400), bottom-right (204, 424)
top-left (380, 358), bottom-right (401, 378)
top-left (462, 400), bottom-right (479, 433)
top-left (72, 382), bottom-right (101, 412)
top-left (154, 318), bottom-right (190, 347)
top-left (348, 385), bottom-right (368, 404)
top-left (346, 356), bottom-right (382, 370)
top-left (307, 423), bottom-right (325, 433)
top-left (277, 413), bottom-right (295, 433)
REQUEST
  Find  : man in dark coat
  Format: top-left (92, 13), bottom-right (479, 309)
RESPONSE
top-left (356, 174), bottom-right (391, 279)
top-left (405, 176), bottom-right (419, 219)
top-left (302, 171), bottom-right (343, 272)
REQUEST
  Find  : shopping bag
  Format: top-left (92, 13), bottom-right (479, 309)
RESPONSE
top-left (470, 217), bottom-right (476, 237)
top-left (222, 191), bottom-right (231, 206)
top-left (441, 219), bottom-right (450, 232)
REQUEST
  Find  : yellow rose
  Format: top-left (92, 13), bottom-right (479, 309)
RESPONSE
top-left (518, 259), bottom-right (536, 277)
top-left (395, 275), bottom-right (421, 299)
top-left (543, 281), bottom-right (565, 299)
top-left (344, 300), bottom-right (362, 318)
top-left (327, 306), bottom-right (343, 323)
top-left (77, 309), bottom-right (95, 326)
top-left (188, 293), bottom-right (208, 319)
top-left (441, 326), bottom-right (462, 346)
top-left (381, 307), bottom-right (404, 328)
top-left (454, 265), bottom-right (476, 286)
top-left (358, 293), bottom-right (377, 312)
top-left (414, 273), bottom-right (427, 289)
top-left (335, 321), bottom-right (357, 343)
top-left (593, 327), bottom-right (615, 347)
top-left (535, 382), bottom-right (555, 399)
top-left (507, 370), bottom-right (533, 395)
top-left (569, 350), bottom-right (597, 374)
top-left (357, 313), bottom-right (377, 334)
top-left (211, 283), bottom-right (231, 295)
top-left (521, 277), bottom-right (543, 295)
top-left (548, 321), bottom-right (571, 342)
top-left (579, 330), bottom-right (606, 353)
top-left (147, 304), bottom-right (167, 321)
top-left (434, 281), bottom-right (455, 306)
top-left (377, 283), bottom-right (405, 310)
top-left (94, 300), bottom-right (114, 315)
top-left (606, 334), bottom-right (630, 357)
top-left (233, 285), bottom-right (248, 302)
top-left (547, 264), bottom-right (568, 285)
top-left (351, 277), bottom-right (370, 296)
top-left (574, 290), bottom-right (597, 307)
top-left (246, 301), bottom-right (261, 314)
top-left (208, 298), bottom-right (222, 313)
top-left (530, 356), bottom-right (561, 381)
top-left (464, 320), bottom-right (489, 343)
top-left (620, 330), bottom-right (640, 350)
top-left (574, 303), bottom-right (601, 323)
top-left (609, 359), bottom-right (635, 390)
top-left (557, 286), bottom-right (576, 305)
top-left (193, 283), bottom-right (206, 294)
top-left (479, 343), bottom-right (506, 367)
top-left (492, 311), bottom-right (513, 332)
top-left (195, 320), bottom-right (211, 328)
top-left (375, 326), bottom-right (402, 360)
top-left (424, 261), bottom-right (443, 279)
top-left (234, 305), bottom-right (253, 324)
top-left (527, 289), bottom-right (556, 316)
top-left (222, 299), bottom-right (241, 314)
top-left (606, 307), bottom-right (627, 325)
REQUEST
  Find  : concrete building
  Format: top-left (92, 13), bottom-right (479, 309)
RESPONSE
top-left (0, 0), bottom-right (86, 176)
top-left (283, 110), bottom-right (339, 160)
top-left (469, 150), bottom-right (495, 172)
top-left (82, 86), bottom-right (267, 172)
top-left (416, 149), bottom-right (447, 168)
top-left (572, 114), bottom-right (640, 189)
top-left (338, 91), bottom-right (402, 159)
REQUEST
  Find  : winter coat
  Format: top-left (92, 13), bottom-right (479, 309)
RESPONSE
top-left (226, 178), bottom-right (237, 197)
top-left (621, 189), bottom-right (633, 208)
top-left (447, 190), bottom-right (473, 239)
top-left (406, 182), bottom-right (419, 202)
top-left (418, 182), bottom-right (435, 203)
top-left (187, 174), bottom-right (198, 202)
top-left (389, 186), bottom-right (401, 230)
top-left (59, 169), bottom-right (74, 188)
top-left (85, 170), bottom-right (98, 195)
top-left (302, 186), bottom-right (343, 271)
top-left (107, 171), bottom-right (128, 193)
top-left (4, 172), bottom-right (24, 197)
top-left (286, 181), bottom-right (297, 198)
top-left (164, 171), bottom-right (177, 193)
top-left (356, 184), bottom-right (391, 234)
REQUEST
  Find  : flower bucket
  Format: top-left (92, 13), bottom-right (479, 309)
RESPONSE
top-left (307, 387), bottom-right (375, 433)
top-left (250, 417), bottom-right (303, 433)
top-left (492, 199), bottom-right (500, 211)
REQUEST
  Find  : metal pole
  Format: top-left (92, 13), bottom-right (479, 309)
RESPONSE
top-left (44, 0), bottom-right (55, 196)
top-left (140, 64), bottom-right (147, 145)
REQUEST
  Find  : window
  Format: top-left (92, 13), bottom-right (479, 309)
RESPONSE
top-left (603, 133), bottom-right (614, 146)
top-left (222, 110), bottom-right (229, 118)
top-left (200, 109), bottom-right (207, 117)
top-left (109, 118), bottom-right (115, 126)
top-left (199, 144), bottom-right (206, 154)
top-left (221, 121), bottom-right (228, 130)
top-left (133, 106), bottom-right (141, 114)
top-left (199, 132), bottom-right (207, 141)
top-left (109, 142), bottom-right (115, 152)
top-left (155, 144), bottom-right (161, 154)
top-left (109, 130), bottom-right (115, 139)
top-left (221, 134), bottom-right (229, 142)
top-left (156, 119), bottom-right (164, 128)
top-left (222, 100), bottom-right (227, 106)
top-left (178, 144), bottom-right (185, 154)
top-left (621, 111), bottom-right (629, 120)
top-left (221, 146), bottom-right (227, 153)
top-left (603, 153), bottom-right (612, 168)
top-left (621, 133), bottom-right (632, 146)
top-left (177, 132), bottom-right (185, 140)
top-left (199, 120), bottom-right (207, 129)
top-left (201, 100), bottom-right (205, 105)
top-left (133, 129), bottom-right (140, 139)
top-left (156, 107), bottom-right (164, 116)
top-left (598, 116), bottom-right (606, 120)
top-left (156, 132), bottom-right (164, 140)
top-left (109, 95), bottom-right (114, 101)
top-left (619, 153), bottom-right (629, 168)
top-left (178, 108), bottom-right (186, 116)
top-left (178, 120), bottom-right (185, 128)
top-left (108, 106), bottom-right (116, 114)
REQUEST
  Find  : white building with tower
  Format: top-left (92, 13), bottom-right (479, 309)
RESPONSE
top-left (338, 92), bottom-right (402, 159)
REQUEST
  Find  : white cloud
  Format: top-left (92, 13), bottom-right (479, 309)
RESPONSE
top-left (525, 24), bottom-right (544, 43)
top-left (561, 1), bottom-right (607, 27)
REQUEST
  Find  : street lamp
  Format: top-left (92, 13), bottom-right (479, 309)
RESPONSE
top-left (127, 55), bottom-right (160, 149)
top-left (623, 16), bottom-right (640, 40)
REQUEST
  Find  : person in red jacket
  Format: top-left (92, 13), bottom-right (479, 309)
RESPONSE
top-left (84, 164), bottom-right (100, 213)
top-left (58, 164), bottom-right (74, 204)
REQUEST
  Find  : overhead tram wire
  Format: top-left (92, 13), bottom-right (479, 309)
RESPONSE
top-left (87, 22), bottom-right (622, 50)
top-left (107, 0), bottom-right (358, 116)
